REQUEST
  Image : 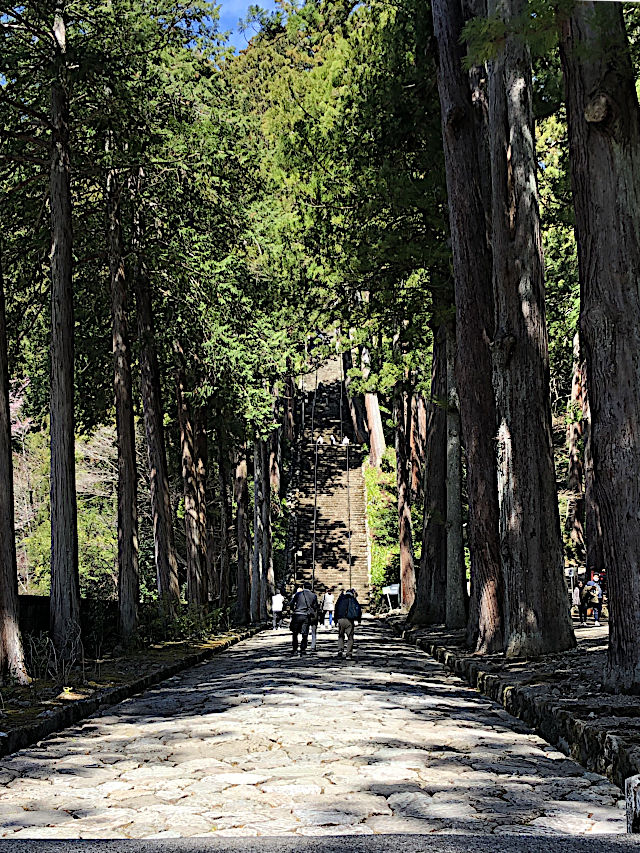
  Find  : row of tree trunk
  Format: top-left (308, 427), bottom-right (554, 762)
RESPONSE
top-left (414, 0), bottom-right (640, 690)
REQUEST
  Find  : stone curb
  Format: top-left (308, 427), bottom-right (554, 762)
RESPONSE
top-left (385, 619), bottom-right (640, 796)
top-left (0, 625), bottom-right (263, 760)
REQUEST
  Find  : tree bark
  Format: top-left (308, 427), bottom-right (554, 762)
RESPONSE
top-left (565, 331), bottom-right (585, 558)
top-left (0, 259), bottom-right (28, 683)
top-left (261, 437), bottom-right (273, 617)
top-left (194, 411), bottom-right (209, 590)
top-left (445, 326), bottom-right (468, 628)
top-left (176, 357), bottom-right (205, 607)
top-left (394, 381), bottom-right (415, 609)
top-left (559, 1), bottom-right (640, 691)
top-left (131, 169), bottom-right (179, 615)
top-left (361, 346), bottom-right (386, 467)
top-left (408, 328), bottom-right (447, 626)
top-left (409, 393), bottom-right (427, 504)
top-left (218, 437), bottom-right (233, 610)
top-left (432, 0), bottom-right (503, 653)
top-left (251, 440), bottom-right (263, 623)
top-left (489, 0), bottom-right (574, 657)
top-left (234, 448), bottom-right (251, 624)
top-left (49, 9), bottom-right (80, 657)
top-left (107, 163), bottom-right (138, 640)
top-left (342, 349), bottom-right (369, 444)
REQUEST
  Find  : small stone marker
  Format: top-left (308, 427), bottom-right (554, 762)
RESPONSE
top-left (626, 773), bottom-right (640, 833)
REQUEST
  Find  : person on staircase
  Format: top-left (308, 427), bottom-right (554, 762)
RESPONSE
top-left (334, 588), bottom-right (362, 660)
top-left (289, 581), bottom-right (318, 657)
top-left (322, 588), bottom-right (335, 628)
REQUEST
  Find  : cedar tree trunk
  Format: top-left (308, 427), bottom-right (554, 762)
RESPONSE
top-left (131, 171), bottom-right (179, 614)
top-left (107, 165), bottom-right (138, 639)
top-left (176, 359), bottom-right (205, 607)
top-left (0, 261), bottom-right (28, 683)
top-left (432, 0), bottom-right (503, 652)
top-left (408, 328), bottom-right (447, 626)
top-left (234, 449), bottom-right (251, 624)
top-left (445, 326), bottom-right (468, 628)
top-left (49, 10), bottom-right (81, 656)
top-left (559, 1), bottom-right (640, 691)
top-left (489, 0), bottom-right (574, 657)
top-left (394, 381), bottom-right (415, 608)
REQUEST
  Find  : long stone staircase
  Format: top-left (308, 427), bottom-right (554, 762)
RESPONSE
top-left (291, 359), bottom-right (370, 604)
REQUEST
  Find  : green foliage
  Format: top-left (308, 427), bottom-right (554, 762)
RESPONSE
top-left (364, 448), bottom-right (399, 608)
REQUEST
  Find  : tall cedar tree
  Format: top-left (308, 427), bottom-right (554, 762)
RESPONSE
top-left (431, 0), bottom-right (504, 651)
top-left (0, 260), bottom-right (28, 683)
top-left (489, 0), bottom-right (574, 656)
top-left (409, 328), bottom-right (447, 625)
top-left (559, 1), bottom-right (640, 692)
top-left (50, 7), bottom-right (81, 655)
top-left (107, 165), bottom-right (139, 639)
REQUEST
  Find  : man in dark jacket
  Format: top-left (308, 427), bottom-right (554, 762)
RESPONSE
top-left (289, 581), bottom-right (318, 656)
top-left (334, 588), bottom-right (362, 660)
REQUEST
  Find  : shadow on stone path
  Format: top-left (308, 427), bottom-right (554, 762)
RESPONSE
top-left (0, 620), bottom-right (628, 839)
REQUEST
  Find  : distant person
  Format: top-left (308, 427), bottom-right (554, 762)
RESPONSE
top-left (334, 588), bottom-right (362, 660)
top-left (309, 596), bottom-right (319, 652)
top-left (587, 574), bottom-right (603, 627)
top-left (574, 580), bottom-right (588, 626)
top-left (322, 589), bottom-right (335, 628)
top-left (272, 588), bottom-right (284, 630)
top-left (289, 581), bottom-right (318, 657)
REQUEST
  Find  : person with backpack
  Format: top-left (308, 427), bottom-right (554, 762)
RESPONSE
top-left (334, 588), bottom-right (362, 660)
top-left (289, 581), bottom-right (318, 657)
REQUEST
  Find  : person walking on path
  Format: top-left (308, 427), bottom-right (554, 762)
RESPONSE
top-left (334, 588), bottom-right (362, 660)
top-left (272, 588), bottom-right (284, 630)
top-left (586, 574), bottom-right (603, 627)
top-left (322, 589), bottom-right (335, 628)
top-left (289, 581), bottom-right (318, 657)
top-left (309, 599), bottom-right (319, 652)
top-left (574, 580), bottom-right (588, 626)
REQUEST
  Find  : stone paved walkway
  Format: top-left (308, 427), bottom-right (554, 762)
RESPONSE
top-left (0, 620), bottom-right (627, 839)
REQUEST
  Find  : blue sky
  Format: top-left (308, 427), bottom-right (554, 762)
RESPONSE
top-left (217, 0), bottom-right (279, 50)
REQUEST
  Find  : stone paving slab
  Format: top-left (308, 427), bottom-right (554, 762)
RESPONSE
top-left (0, 622), bottom-right (628, 839)
top-left (0, 629), bottom-right (261, 760)
top-left (387, 616), bottom-right (640, 793)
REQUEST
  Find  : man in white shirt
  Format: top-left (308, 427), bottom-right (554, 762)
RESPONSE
top-left (272, 589), bottom-right (284, 630)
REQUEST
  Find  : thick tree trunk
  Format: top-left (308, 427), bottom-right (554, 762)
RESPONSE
top-left (432, 0), bottom-right (503, 653)
top-left (131, 170), bottom-right (179, 614)
top-left (342, 350), bottom-right (369, 444)
top-left (260, 438), bottom-right (273, 617)
top-left (49, 11), bottom-right (81, 657)
top-left (489, 0), bottom-right (574, 657)
top-left (218, 438), bottom-right (233, 610)
top-left (234, 449), bottom-right (251, 624)
top-left (251, 441), bottom-right (263, 623)
top-left (283, 364), bottom-right (296, 443)
top-left (408, 329), bottom-right (447, 626)
top-left (582, 390), bottom-right (604, 576)
top-left (361, 346), bottom-right (386, 467)
top-left (394, 381), bottom-right (415, 609)
top-left (565, 331), bottom-right (585, 558)
top-left (445, 327), bottom-right (468, 628)
top-left (176, 359), bottom-right (205, 607)
top-left (409, 393), bottom-right (427, 504)
top-left (559, 2), bottom-right (640, 692)
top-left (0, 261), bottom-right (28, 684)
top-left (107, 165), bottom-right (138, 639)
top-left (194, 412), bottom-right (208, 588)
